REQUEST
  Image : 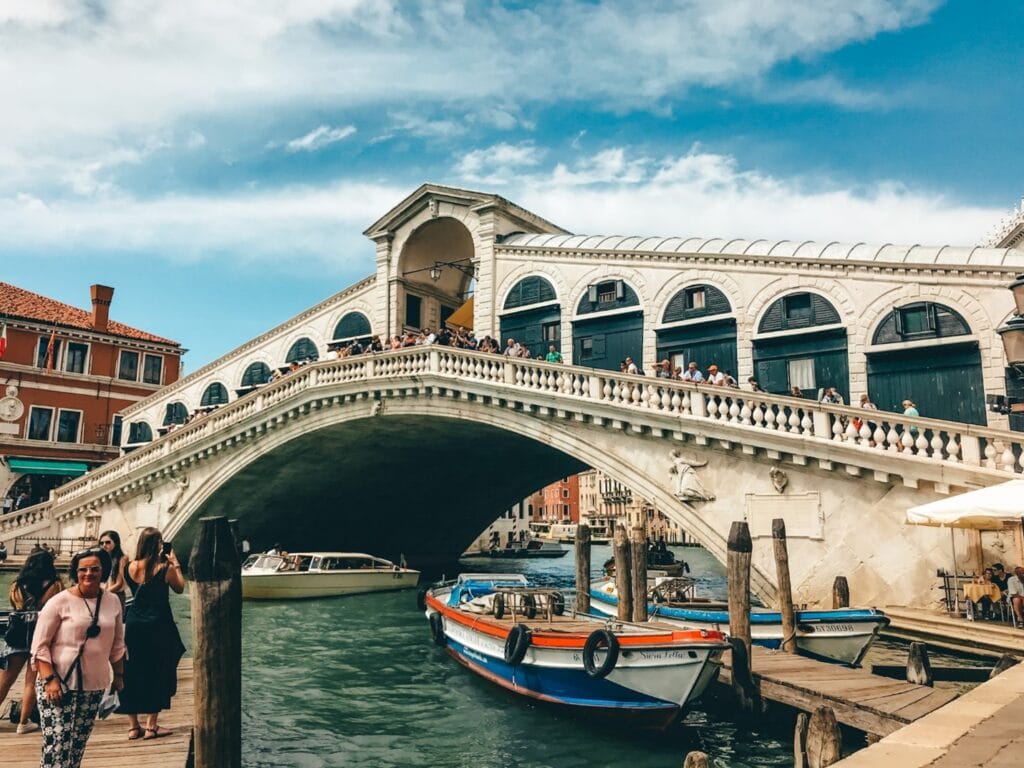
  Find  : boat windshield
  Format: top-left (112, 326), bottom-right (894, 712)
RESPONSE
top-left (317, 556), bottom-right (380, 571)
top-left (245, 554), bottom-right (285, 571)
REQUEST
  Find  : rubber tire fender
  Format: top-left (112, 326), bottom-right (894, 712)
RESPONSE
top-left (550, 592), bottom-right (565, 616)
top-left (583, 629), bottom-right (619, 679)
top-left (492, 593), bottom-right (505, 619)
top-left (504, 623), bottom-right (532, 666)
top-left (523, 594), bottom-right (537, 619)
top-left (416, 588), bottom-right (428, 612)
top-left (428, 611), bottom-right (447, 647)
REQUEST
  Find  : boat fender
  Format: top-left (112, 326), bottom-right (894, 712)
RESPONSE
top-left (416, 588), bottom-right (428, 612)
top-left (493, 593), bottom-right (505, 619)
top-left (583, 629), bottom-right (619, 679)
top-left (428, 611), bottom-right (447, 647)
top-left (523, 594), bottom-right (537, 619)
top-left (504, 623), bottom-right (532, 666)
top-left (550, 592), bottom-right (565, 616)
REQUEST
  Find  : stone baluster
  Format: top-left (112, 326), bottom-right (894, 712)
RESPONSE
top-left (678, 390), bottom-right (690, 415)
top-left (751, 404), bottom-right (765, 430)
top-left (790, 409), bottom-right (803, 434)
top-left (885, 424), bottom-right (901, 452)
top-left (984, 440), bottom-right (998, 469)
top-left (660, 388), bottom-right (672, 411)
top-left (729, 399), bottom-right (741, 423)
top-left (740, 401), bottom-right (752, 425)
top-left (802, 411), bottom-right (814, 437)
top-left (901, 424), bottom-right (916, 453)
top-left (930, 433), bottom-right (945, 461)
top-left (707, 397), bottom-right (719, 420)
top-left (630, 381), bottom-right (641, 406)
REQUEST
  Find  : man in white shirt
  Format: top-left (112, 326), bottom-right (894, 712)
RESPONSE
top-left (1007, 566), bottom-right (1024, 625)
top-left (504, 338), bottom-right (520, 357)
top-left (681, 362), bottom-right (703, 383)
top-left (625, 357), bottom-right (638, 374)
top-left (706, 364), bottom-right (725, 385)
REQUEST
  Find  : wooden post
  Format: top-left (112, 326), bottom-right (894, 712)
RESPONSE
top-left (727, 521), bottom-right (752, 656)
top-left (613, 524), bottom-right (632, 622)
top-left (832, 576), bottom-right (850, 609)
top-left (906, 641), bottom-right (934, 687)
top-left (805, 706), bottom-right (842, 768)
top-left (728, 636), bottom-right (760, 714)
top-left (189, 516), bottom-right (242, 768)
top-left (990, 653), bottom-right (1018, 679)
top-left (772, 518), bottom-right (797, 654)
top-left (575, 523), bottom-right (592, 615)
top-left (630, 524), bottom-right (648, 623)
top-left (682, 751), bottom-right (708, 768)
top-left (794, 712), bottom-right (809, 768)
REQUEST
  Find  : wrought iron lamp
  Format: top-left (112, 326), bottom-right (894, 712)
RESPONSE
top-left (997, 274), bottom-right (1024, 378)
top-left (404, 259), bottom-right (477, 283)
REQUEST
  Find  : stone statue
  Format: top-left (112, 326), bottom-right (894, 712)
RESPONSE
top-left (769, 466), bottom-right (788, 494)
top-left (669, 450), bottom-right (715, 503)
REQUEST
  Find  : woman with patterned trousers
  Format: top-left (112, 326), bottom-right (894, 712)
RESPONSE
top-left (31, 548), bottom-right (126, 768)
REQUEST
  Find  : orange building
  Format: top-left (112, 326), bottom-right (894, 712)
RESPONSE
top-left (535, 475), bottom-right (580, 525)
top-left (0, 282), bottom-right (183, 509)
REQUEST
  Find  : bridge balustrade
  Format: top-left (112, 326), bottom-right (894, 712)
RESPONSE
top-left (5, 346), bottom-right (1023, 538)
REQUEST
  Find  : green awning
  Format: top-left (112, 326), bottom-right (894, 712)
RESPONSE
top-left (7, 458), bottom-right (90, 477)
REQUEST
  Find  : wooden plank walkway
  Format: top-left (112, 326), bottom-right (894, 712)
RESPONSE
top-left (0, 658), bottom-right (193, 768)
top-left (717, 646), bottom-right (958, 737)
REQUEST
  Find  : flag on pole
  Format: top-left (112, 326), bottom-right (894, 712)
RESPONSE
top-left (46, 329), bottom-right (56, 372)
top-left (0, 322), bottom-right (7, 359)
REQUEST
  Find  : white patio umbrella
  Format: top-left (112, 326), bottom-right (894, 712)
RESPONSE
top-left (906, 479), bottom-right (1024, 612)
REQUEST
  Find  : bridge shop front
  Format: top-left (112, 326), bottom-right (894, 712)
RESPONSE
top-left (572, 279), bottom-right (644, 372)
top-left (655, 284), bottom-right (737, 378)
top-left (753, 292), bottom-right (849, 401)
top-left (499, 276), bottom-right (560, 359)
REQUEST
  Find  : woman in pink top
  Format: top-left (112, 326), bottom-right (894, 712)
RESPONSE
top-left (31, 548), bottom-right (126, 768)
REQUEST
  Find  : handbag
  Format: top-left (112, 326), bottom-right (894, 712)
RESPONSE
top-left (3, 612), bottom-right (31, 648)
top-left (97, 689), bottom-right (120, 720)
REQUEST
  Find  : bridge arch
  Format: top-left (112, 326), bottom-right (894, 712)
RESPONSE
top-left (396, 217), bottom-right (476, 332)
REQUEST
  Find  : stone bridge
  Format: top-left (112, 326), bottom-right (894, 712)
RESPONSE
top-left (3, 346), bottom-right (1022, 609)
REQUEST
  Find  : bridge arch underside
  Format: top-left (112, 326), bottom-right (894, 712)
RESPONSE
top-left (179, 415), bottom-right (589, 571)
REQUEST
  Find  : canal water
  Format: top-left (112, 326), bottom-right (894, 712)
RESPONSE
top-left (2, 545), bottom-right (987, 767)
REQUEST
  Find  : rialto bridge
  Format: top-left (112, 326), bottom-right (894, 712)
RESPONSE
top-left (3, 183), bottom-right (1024, 611)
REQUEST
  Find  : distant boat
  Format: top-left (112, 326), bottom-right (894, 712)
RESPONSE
top-left (241, 552), bottom-right (419, 600)
top-left (462, 536), bottom-right (568, 559)
top-left (603, 547), bottom-right (690, 577)
top-left (423, 573), bottom-right (728, 729)
top-left (590, 576), bottom-right (888, 666)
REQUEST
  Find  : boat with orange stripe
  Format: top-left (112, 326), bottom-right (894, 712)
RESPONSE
top-left (421, 573), bottom-right (728, 729)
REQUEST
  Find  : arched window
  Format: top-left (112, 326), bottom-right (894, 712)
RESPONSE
top-left (758, 292), bottom-right (841, 334)
top-left (127, 421), bottom-right (152, 444)
top-left (662, 285), bottom-right (731, 323)
top-left (163, 402), bottom-right (188, 426)
top-left (286, 337), bottom-right (319, 364)
top-left (200, 382), bottom-right (229, 407)
top-left (575, 279), bottom-right (640, 315)
top-left (240, 362), bottom-right (271, 388)
top-left (504, 276), bottom-right (557, 310)
top-left (871, 302), bottom-right (970, 345)
top-left (333, 312), bottom-right (372, 341)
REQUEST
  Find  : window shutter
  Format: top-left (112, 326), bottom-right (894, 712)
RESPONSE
top-left (615, 280), bottom-right (625, 300)
top-left (588, 285), bottom-right (598, 303)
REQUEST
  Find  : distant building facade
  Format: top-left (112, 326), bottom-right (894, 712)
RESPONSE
top-left (577, 469), bottom-right (683, 543)
top-left (0, 282), bottom-right (182, 507)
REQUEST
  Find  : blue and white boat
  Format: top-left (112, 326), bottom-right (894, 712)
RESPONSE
top-left (423, 573), bottom-right (728, 729)
top-left (590, 577), bottom-right (888, 666)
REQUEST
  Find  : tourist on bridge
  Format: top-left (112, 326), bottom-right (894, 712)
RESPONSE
top-left (2, 494), bottom-right (12, 514)
top-left (31, 547), bottom-right (125, 767)
top-left (1, 549), bottom-right (63, 734)
top-left (545, 345), bottom-right (562, 363)
top-left (624, 357), bottom-right (639, 374)
top-left (98, 530), bottom-right (128, 614)
top-left (790, 386), bottom-right (804, 398)
top-left (681, 362), bottom-right (703, 383)
top-left (0, 540), bottom-right (6, 561)
top-left (747, 377), bottom-right (764, 392)
top-left (705, 364), bottom-right (724, 385)
top-left (117, 527), bottom-right (186, 741)
top-left (504, 338), bottom-right (521, 356)
top-left (821, 387), bottom-right (844, 405)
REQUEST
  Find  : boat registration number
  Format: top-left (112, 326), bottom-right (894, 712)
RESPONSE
top-left (810, 624), bottom-right (854, 633)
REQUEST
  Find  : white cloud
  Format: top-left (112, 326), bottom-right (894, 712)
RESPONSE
top-left (456, 142), bottom-right (543, 183)
top-left (280, 124), bottom-right (357, 153)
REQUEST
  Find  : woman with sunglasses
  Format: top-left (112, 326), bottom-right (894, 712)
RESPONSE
top-left (31, 548), bottom-right (125, 768)
top-left (97, 530), bottom-right (127, 612)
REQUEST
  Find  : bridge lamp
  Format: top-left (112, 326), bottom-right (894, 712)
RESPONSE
top-left (429, 263), bottom-right (443, 282)
top-left (997, 274), bottom-right (1024, 378)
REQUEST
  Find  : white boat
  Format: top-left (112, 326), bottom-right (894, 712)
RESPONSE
top-left (423, 573), bottom-right (728, 729)
top-left (241, 552), bottom-right (420, 600)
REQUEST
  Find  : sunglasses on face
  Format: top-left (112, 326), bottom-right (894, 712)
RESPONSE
top-left (99, 540), bottom-right (113, 546)
top-left (78, 566), bottom-right (102, 574)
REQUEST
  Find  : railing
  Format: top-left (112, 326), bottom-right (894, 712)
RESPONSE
top-left (7, 346), bottom-right (1023, 533)
top-left (12, 536), bottom-right (93, 556)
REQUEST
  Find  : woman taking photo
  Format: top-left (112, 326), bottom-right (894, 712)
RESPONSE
top-left (0, 549), bottom-right (63, 734)
top-left (31, 548), bottom-right (125, 768)
top-left (118, 527), bottom-right (186, 740)
top-left (97, 530), bottom-right (127, 612)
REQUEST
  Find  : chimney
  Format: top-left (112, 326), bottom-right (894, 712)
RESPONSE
top-left (90, 284), bottom-right (114, 332)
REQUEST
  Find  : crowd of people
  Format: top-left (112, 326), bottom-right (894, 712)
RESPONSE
top-left (1, 526), bottom-right (185, 767)
top-left (972, 563), bottom-right (1024, 625)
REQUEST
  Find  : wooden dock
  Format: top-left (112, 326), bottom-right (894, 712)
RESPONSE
top-left (717, 646), bottom-right (958, 737)
top-left (0, 658), bottom-right (193, 768)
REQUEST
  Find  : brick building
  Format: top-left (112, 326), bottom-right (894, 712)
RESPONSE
top-left (0, 282), bottom-right (183, 509)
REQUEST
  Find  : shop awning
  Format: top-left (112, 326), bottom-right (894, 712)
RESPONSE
top-left (6, 458), bottom-right (91, 477)
top-left (445, 298), bottom-right (474, 330)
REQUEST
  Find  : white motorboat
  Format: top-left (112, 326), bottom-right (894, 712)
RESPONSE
top-left (241, 551), bottom-right (420, 600)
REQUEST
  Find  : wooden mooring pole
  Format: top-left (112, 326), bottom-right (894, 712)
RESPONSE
top-left (772, 518), bottom-right (797, 654)
top-left (682, 751), bottom-right (709, 768)
top-left (906, 641), bottom-right (934, 687)
top-left (630, 525), bottom-right (648, 623)
top-left (727, 520), bottom-right (759, 713)
top-left (189, 516), bottom-right (242, 768)
top-left (613, 524), bottom-right (632, 622)
top-left (805, 706), bottom-right (842, 768)
top-left (832, 576), bottom-right (850, 609)
top-left (575, 523), bottom-right (592, 615)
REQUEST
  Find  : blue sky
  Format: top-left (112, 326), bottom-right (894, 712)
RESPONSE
top-left (1, 0), bottom-right (1022, 370)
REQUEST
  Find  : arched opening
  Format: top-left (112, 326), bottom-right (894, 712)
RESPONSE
top-left (572, 279), bottom-right (643, 371)
top-left (332, 312), bottom-right (372, 343)
top-left (867, 302), bottom-right (985, 424)
top-left (397, 218), bottom-right (475, 332)
top-left (753, 292), bottom-right (848, 400)
top-left (238, 362), bottom-right (272, 396)
top-left (163, 402), bottom-right (189, 426)
top-left (285, 338), bottom-right (319, 364)
top-left (125, 421), bottom-right (153, 448)
top-left (656, 284), bottom-right (737, 378)
top-left (200, 382), bottom-right (229, 408)
top-left (499, 276), bottom-right (560, 359)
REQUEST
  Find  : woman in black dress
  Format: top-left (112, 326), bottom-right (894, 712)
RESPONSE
top-left (117, 527), bottom-right (186, 740)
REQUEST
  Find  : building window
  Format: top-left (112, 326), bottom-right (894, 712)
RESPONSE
top-left (685, 287), bottom-right (706, 310)
top-left (333, 312), bottom-right (372, 341)
top-left (56, 410), bottom-right (81, 443)
top-left (440, 306), bottom-right (455, 327)
top-left (142, 354), bottom-right (163, 385)
top-left (127, 421), bottom-right (153, 444)
top-left (405, 294), bottom-right (422, 329)
top-left (784, 293), bottom-right (812, 321)
top-left (580, 337), bottom-right (594, 360)
top-left (200, 382), bottom-right (229, 407)
top-left (240, 362), bottom-right (271, 387)
top-left (542, 322), bottom-right (559, 342)
top-left (562, 489), bottom-right (569, 498)
top-left (597, 285), bottom-right (617, 304)
top-left (788, 358), bottom-right (815, 391)
top-left (65, 342), bottom-right (89, 374)
top-left (111, 415), bottom-right (123, 446)
top-left (36, 337), bottom-right (62, 369)
top-left (27, 406), bottom-right (53, 440)
top-left (897, 304), bottom-right (935, 336)
top-left (118, 350), bottom-right (140, 381)
top-left (285, 338), bottom-right (319, 364)
top-left (164, 402), bottom-right (189, 426)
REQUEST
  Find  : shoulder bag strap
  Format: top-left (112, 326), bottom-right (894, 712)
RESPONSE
top-left (61, 591), bottom-right (104, 693)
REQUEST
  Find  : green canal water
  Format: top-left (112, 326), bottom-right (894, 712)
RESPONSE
top-left (2, 545), bottom-right (987, 767)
